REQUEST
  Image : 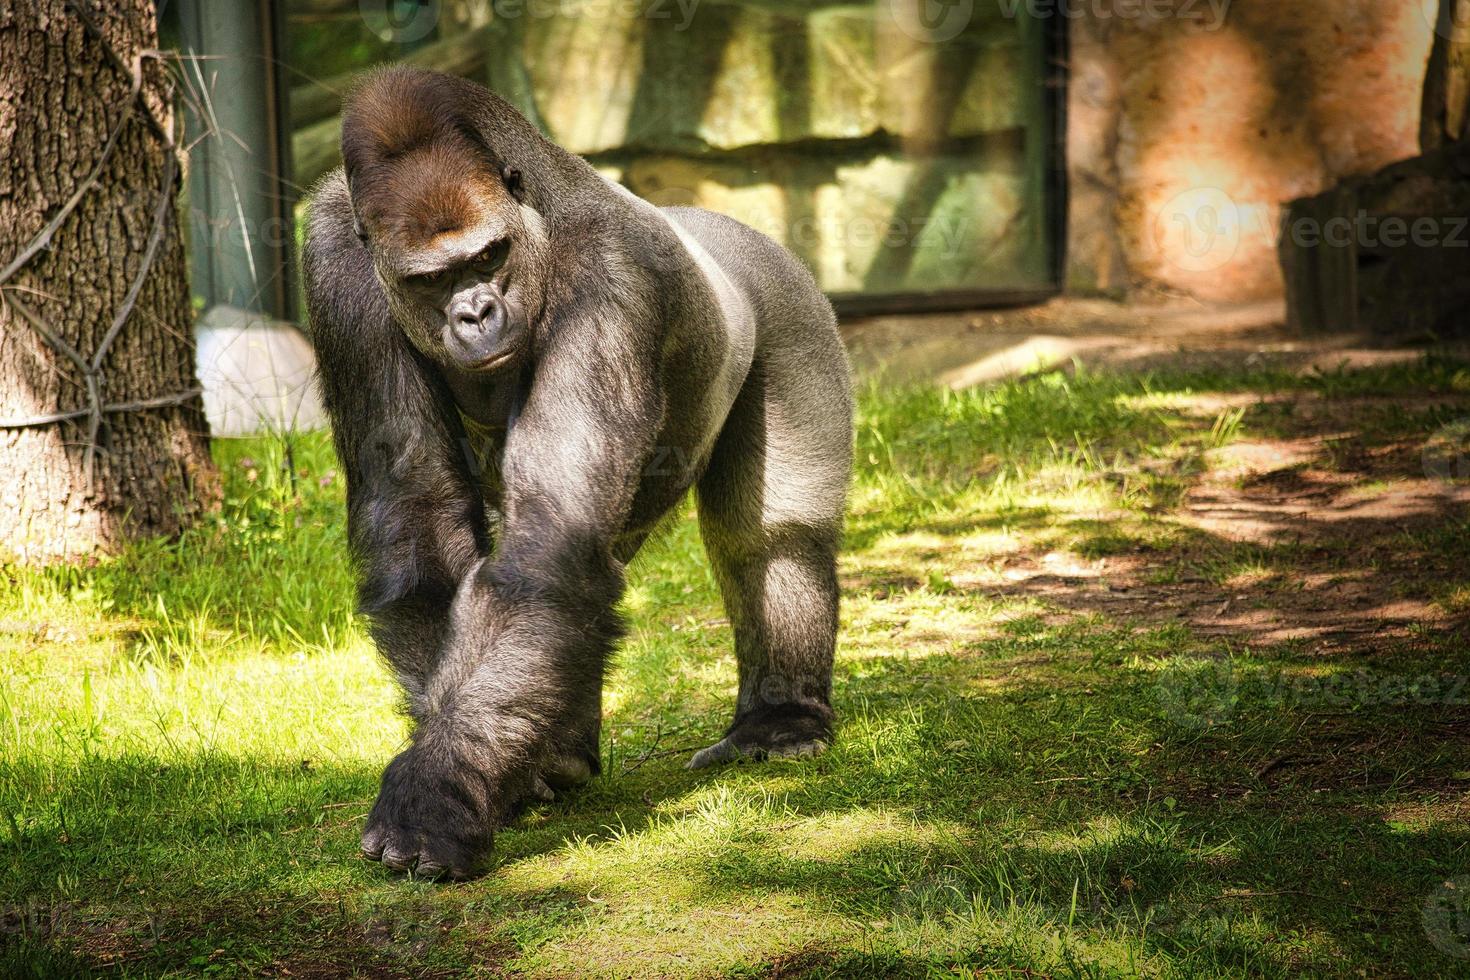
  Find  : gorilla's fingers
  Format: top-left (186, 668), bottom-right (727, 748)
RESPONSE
top-left (412, 858), bottom-right (449, 880)
top-left (361, 741), bottom-right (499, 881)
top-left (379, 842), bottom-right (419, 872)
top-left (360, 826), bottom-right (387, 860)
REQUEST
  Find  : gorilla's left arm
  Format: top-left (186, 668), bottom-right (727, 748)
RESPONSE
top-left (361, 295), bottom-right (663, 878)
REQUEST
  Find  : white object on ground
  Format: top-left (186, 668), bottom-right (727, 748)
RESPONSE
top-left (195, 304), bottom-right (326, 436)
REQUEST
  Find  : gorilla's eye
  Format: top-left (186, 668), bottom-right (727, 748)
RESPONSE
top-left (409, 269), bottom-right (445, 288)
top-left (476, 239), bottom-right (509, 269)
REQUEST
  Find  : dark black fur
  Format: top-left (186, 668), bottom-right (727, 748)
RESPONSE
top-left (304, 67), bottom-right (852, 879)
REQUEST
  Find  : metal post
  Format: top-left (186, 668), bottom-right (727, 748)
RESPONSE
top-left (177, 0), bottom-right (295, 321)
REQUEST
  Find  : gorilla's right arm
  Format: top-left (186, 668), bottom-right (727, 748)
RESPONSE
top-left (362, 293), bottom-right (662, 877)
top-left (305, 178), bottom-right (490, 709)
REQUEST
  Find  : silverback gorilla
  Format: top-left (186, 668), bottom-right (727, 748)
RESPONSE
top-left (303, 67), bottom-right (853, 879)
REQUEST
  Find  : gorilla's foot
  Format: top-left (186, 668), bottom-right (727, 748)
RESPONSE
top-left (687, 703), bottom-right (833, 769)
top-left (525, 751), bottom-right (598, 803)
top-left (361, 743), bottom-right (499, 881)
top-left (541, 750), bottom-right (597, 790)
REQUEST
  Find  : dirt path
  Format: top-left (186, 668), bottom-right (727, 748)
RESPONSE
top-left (842, 297), bottom-right (1466, 386)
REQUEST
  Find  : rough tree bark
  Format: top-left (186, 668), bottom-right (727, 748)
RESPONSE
top-left (0, 1), bottom-right (219, 563)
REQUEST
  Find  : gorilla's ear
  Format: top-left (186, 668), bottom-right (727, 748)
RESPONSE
top-left (343, 171), bottom-right (370, 245)
top-left (501, 165), bottom-right (524, 201)
top-left (347, 192), bottom-right (369, 245)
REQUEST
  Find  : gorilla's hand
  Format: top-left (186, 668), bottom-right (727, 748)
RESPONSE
top-left (361, 736), bottom-right (594, 879)
top-left (360, 739), bottom-right (502, 880)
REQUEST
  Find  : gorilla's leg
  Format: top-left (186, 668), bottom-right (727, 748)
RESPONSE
top-left (689, 353), bottom-right (852, 768)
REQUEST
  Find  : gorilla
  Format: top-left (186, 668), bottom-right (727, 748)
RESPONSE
top-left (303, 66), bottom-right (852, 879)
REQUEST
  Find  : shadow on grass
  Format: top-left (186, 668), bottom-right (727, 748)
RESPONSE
top-left (7, 630), bottom-right (1470, 975)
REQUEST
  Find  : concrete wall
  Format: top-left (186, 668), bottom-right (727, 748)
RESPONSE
top-left (1067, 0), bottom-right (1437, 302)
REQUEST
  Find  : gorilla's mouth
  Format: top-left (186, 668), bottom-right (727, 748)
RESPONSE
top-left (466, 341), bottom-right (523, 373)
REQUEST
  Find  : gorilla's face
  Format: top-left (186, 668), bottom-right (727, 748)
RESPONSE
top-left (353, 163), bottom-right (543, 374)
top-left (384, 213), bottom-right (530, 373)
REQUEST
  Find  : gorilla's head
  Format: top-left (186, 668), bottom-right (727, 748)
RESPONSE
top-left (341, 69), bottom-right (546, 374)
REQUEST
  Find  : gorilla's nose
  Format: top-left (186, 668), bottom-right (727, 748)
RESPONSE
top-left (450, 286), bottom-right (505, 337)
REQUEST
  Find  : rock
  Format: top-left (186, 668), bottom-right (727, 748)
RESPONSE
top-left (515, 1), bottom-right (1025, 155)
top-left (292, 115), bottom-right (341, 191)
top-left (518, 2), bottom-right (648, 157)
top-left (1065, 2), bottom-right (1434, 302)
top-left (1282, 143), bottom-right (1470, 337)
top-left (195, 305), bottom-right (327, 436)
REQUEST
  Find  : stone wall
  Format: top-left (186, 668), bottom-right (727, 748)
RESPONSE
top-left (508, 0), bottom-right (1056, 297)
top-left (290, 0), bottom-right (1059, 300)
top-left (1067, 0), bottom-right (1437, 302)
top-left (287, 1), bottom-right (1444, 306)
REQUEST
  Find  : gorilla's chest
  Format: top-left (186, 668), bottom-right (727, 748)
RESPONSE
top-left (444, 367), bottom-right (525, 503)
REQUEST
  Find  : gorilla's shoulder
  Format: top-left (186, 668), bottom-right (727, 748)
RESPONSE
top-left (662, 205), bottom-right (781, 253)
top-left (303, 169), bottom-right (354, 250)
top-left (301, 168), bottom-right (387, 344)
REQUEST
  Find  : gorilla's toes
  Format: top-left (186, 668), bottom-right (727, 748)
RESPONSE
top-left (687, 704), bottom-right (832, 769)
top-left (687, 735), bottom-right (829, 769)
top-left (767, 740), bottom-right (828, 760)
top-left (687, 737), bottom-right (741, 769)
top-left (360, 817), bottom-right (487, 880)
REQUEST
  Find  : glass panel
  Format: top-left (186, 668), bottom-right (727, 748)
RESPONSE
top-left (284, 1), bottom-right (1056, 303)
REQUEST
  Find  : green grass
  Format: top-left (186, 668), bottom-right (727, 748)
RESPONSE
top-left (3, 357), bottom-right (1470, 977)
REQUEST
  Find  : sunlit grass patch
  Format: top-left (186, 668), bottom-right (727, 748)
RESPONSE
top-left (3, 354), bottom-right (1469, 976)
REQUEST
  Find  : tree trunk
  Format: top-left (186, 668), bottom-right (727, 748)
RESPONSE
top-left (1422, 0), bottom-right (1470, 152)
top-left (0, 1), bottom-right (219, 563)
